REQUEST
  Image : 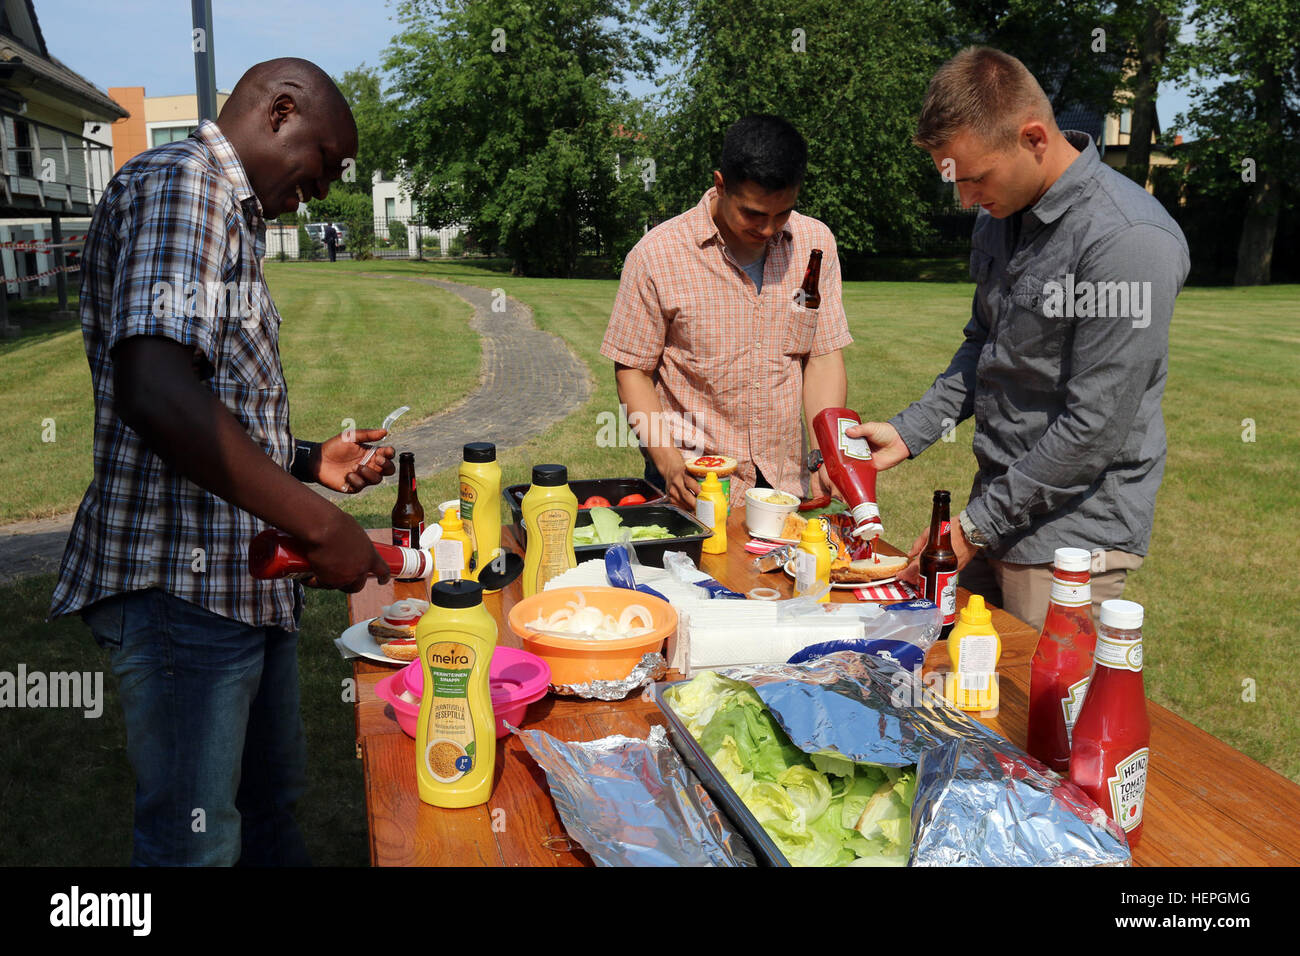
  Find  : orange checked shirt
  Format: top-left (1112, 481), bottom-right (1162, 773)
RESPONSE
top-left (601, 187), bottom-right (852, 500)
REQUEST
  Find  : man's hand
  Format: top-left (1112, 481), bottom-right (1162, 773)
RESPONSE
top-left (300, 510), bottom-right (391, 592)
top-left (315, 428), bottom-right (395, 493)
top-left (809, 465), bottom-right (836, 501)
top-left (655, 451), bottom-right (700, 510)
top-left (846, 421), bottom-right (911, 471)
top-left (897, 516), bottom-right (979, 589)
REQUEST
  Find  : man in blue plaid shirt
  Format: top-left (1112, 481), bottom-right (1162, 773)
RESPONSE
top-left (50, 59), bottom-right (394, 866)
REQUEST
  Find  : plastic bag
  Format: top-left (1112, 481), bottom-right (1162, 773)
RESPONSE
top-left (786, 599), bottom-right (942, 671)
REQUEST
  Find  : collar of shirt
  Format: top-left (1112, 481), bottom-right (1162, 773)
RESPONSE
top-left (1025, 130), bottom-right (1099, 228)
top-left (192, 119), bottom-right (266, 242)
top-left (688, 186), bottom-right (794, 253)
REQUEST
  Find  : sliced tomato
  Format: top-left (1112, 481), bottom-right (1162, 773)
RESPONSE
top-left (582, 495), bottom-right (610, 509)
top-left (617, 493), bottom-right (647, 506)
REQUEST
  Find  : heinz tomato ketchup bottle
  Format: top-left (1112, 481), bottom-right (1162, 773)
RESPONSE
top-left (1027, 548), bottom-right (1098, 771)
top-left (811, 408), bottom-right (882, 540)
top-left (1069, 600), bottom-right (1150, 849)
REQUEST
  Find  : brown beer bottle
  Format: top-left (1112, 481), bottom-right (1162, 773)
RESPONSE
top-left (920, 490), bottom-right (958, 637)
top-left (796, 249), bottom-right (822, 309)
top-left (391, 452), bottom-right (427, 601)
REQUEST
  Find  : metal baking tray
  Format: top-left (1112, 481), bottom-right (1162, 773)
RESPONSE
top-left (653, 679), bottom-right (791, 867)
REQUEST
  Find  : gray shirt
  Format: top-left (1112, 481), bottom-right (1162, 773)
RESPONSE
top-left (890, 130), bottom-right (1190, 563)
top-left (741, 251), bottom-right (767, 294)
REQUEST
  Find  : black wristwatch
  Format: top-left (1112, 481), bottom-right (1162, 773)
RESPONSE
top-left (291, 439), bottom-right (319, 482)
top-left (806, 449), bottom-right (823, 474)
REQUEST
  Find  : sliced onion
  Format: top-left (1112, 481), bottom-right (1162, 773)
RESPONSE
top-left (618, 605), bottom-right (653, 633)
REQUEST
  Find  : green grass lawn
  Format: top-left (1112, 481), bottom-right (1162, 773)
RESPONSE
top-left (2, 256), bottom-right (1296, 865)
top-left (0, 264), bottom-right (480, 524)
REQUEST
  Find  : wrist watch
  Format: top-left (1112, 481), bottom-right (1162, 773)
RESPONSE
top-left (806, 449), bottom-right (823, 474)
top-left (958, 509), bottom-right (990, 548)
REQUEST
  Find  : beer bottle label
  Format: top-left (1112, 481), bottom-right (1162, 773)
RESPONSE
top-left (1107, 747), bottom-right (1149, 833)
top-left (393, 528), bottom-right (412, 548)
top-left (925, 569), bottom-right (958, 624)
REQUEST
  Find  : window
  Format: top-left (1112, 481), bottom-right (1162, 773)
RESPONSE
top-left (385, 198), bottom-right (396, 220)
top-left (151, 126), bottom-right (196, 147)
top-left (14, 120), bottom-right (33, 177)
top-left (1119, 110), bottom-right (1132, 137)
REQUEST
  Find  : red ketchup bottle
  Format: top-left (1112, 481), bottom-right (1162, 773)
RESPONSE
top-left (247, 529), bottom-right (431, 581)
top-left (1069, 600), bottom-right (1151, 849)
top-left (1027, 547), bottom-right (1098, 772)
top-left (810, 407), bottom-right (882, 540)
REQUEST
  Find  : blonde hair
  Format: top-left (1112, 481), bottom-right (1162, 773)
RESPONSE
top-left (914, 47), bottom-right (1056, 151)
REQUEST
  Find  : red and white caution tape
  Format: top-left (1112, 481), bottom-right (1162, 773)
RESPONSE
top-left (0, 234), bottom-right (87, 250)
top-left (5, 263), bottom-right (80, 283)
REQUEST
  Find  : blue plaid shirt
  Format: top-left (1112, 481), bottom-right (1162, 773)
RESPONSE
top-left (50, 120), bottom-right (300, 629)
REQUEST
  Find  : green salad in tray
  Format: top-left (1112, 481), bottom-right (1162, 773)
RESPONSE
top-left (573, 506), bottom-right (675, 546)
top-left (669, 671), bottom-right (916, 867)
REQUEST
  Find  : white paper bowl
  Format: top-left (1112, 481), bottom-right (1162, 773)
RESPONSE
top-left (744, 487), bottom-right (800, 538)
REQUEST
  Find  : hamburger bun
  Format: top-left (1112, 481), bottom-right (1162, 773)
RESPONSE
top-left (684, 454), bottom-right (738, 478)
top-left (369, 599), bottom-right (429, 660)
top-left (830, 554), bottom-right (908, 584)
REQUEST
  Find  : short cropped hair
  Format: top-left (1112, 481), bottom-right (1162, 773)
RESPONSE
top-left (719, 115), bottom-right (807, 191)
top-left (914, 47), bottom-right (1056, 151)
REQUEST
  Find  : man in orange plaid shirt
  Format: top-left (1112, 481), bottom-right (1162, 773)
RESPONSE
top-left (601, 115), bottom-right (852, 509)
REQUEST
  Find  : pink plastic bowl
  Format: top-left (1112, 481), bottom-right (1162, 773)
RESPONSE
top-left (374, 647), bottom-right (551, 739)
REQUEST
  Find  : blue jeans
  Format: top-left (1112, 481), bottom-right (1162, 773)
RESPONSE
top-left (82, 589), bottom-right (311, 867)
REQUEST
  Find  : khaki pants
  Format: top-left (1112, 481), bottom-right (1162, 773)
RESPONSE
top-left (958, 550), bottom-right (1144, 634)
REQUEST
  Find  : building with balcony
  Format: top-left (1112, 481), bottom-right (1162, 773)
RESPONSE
top-left (0, 0), bottom-right (127, 329)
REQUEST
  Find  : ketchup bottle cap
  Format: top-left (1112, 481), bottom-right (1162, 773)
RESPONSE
top-left (1100, 599), bottom-right (1144, 630)
top-left (1054, 548), bottom-right (1091, 572)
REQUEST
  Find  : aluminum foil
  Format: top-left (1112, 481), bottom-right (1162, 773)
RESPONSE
top-left (551, 652), bottom-right (669, 700)
top-left (515, 724), bottom-right (756, 867)
top-left (717, 651), bottom-right (1130, 866)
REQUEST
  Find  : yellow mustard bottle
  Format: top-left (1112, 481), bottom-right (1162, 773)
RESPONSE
top-left (459, 442), bottom-right (502, 586)
top-left (696, 471), bottom-right (728, 555)
top-left (794, 516), bottom-right (832, 603)
top-left (520, 464), bottom-right (578, 597)
top-left (944, 594), bottom-right (1002, 713)
top-left (415, 579), bottom-right (498, 808)
top-left (436, 507), bottom-right (472, 581)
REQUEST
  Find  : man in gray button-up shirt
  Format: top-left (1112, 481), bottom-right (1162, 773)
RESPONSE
top-left (852, 48), bottom-right (1189, 630)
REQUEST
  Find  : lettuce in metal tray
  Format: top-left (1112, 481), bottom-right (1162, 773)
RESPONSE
top-left (668, 671), bottom-right (916, 867)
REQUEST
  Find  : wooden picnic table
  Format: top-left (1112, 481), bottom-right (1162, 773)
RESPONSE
top-left (345, 511), bottom-right (1300, 867)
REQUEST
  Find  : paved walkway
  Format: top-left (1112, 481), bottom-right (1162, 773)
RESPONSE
top-left (0, 277), bottom-right (592, 584)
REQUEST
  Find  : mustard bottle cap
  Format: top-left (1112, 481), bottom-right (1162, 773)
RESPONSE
top-left (440, 507), bottom-right (464, 532)
top-left (960, 593), bottom-right (993, 626)
top-left (800, 517), bottom-right (826, 545)
top-left (700, 472), bottom-right (723, 493)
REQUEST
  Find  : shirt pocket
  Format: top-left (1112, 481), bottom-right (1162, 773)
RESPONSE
top-left (782, 301), bottom-right (819, 357)
top-left (1001, 271), bottom-right (1066, 360)
top-left (221, 287), bottom-right (283, 390)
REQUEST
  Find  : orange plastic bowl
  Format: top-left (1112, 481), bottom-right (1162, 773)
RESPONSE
top-left (507, 586), bottom-right (677, 687)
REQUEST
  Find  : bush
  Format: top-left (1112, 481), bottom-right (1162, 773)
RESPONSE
top-left (298, 224), bottom-right (322, 261)
top-left (448, 232), bottom-right (465, 257)
top-left (344, 214), bottom-right (374, 261)
top-left (388, 220), bottom-right (408, 246)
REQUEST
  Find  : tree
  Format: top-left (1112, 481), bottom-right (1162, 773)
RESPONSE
top-left (384, 0), bottom-right (661, 276)
top-left (334, 66), bottom-right (401, 191)
top-left (645, 0), bottom-right (953, 256)
top-left (1113, 1), bottom-right (1182, 187)
top-left (1170, 0), bottom-right (1300, 285)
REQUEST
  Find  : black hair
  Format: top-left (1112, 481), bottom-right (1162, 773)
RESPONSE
top-left (719, 115), bottom-right (807, 191)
